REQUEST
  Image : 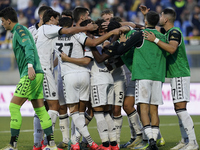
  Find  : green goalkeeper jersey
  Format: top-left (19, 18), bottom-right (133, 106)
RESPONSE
top-left (132, 28), bottom-right (166, 82)
top-left (11, 23), bottom-right (43, 78)
top-left (165, 27), bottom-right (190, 78)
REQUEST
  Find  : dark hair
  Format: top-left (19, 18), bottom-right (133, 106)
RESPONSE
top-left (107, 21), bottom-right (121, 32)
top-left (110, 16), bottom-right (122, 22)
top-left (163, 8), bottom-right (176, 23)
top-left (0, 7), bottom-right (18, 23)
top-left (61, 10), bottom-right (73, 19)
top-left (73, 6), bottom-right (89, 23)
top-left (80, 19), bottom-right (93, 27)
top-left (146, 11), bottom-right (159, 26)
top-left (80, 19), bottom-right (98, 35)
top-left (38, 6), bottom-right (52, 15)
top-left (59, 17), bottom-right (73, 27)
top-left (43, 9), bottom-right (60, 24)
top-left (101, 9), bottom-right (113, 17)
top-left (95, 18), bottom-right (105, 29)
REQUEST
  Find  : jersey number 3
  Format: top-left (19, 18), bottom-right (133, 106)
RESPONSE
top-left (56, 43), bottom-right (73, 57)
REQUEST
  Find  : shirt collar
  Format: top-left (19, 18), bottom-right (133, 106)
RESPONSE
top-left (11, 23), bottom-right (20, 33)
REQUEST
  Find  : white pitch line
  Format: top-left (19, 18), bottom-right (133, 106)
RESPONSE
top-left (0, 122), bottom-right (200, 134)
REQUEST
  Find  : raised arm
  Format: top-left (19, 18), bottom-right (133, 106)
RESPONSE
top-left (60, 23), bottom-right (98, 35)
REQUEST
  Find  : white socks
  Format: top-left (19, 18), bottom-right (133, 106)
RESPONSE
top-left (143, 125), bottom-right (153, 140)
top-left (48, 110), bottom-right (59, 131)
top-left (128, 110), bottom-right (143, 135)
top-left (113, 115), bottom-right (123, 145)
top-left (176, 109), bottom-right (197, 144)
top-left (33, 114), bottom-right (43, 147)
top-left (59, 113), bottom-right (70, 144)
top-left (94, 111), bottom-right (109, 143)
top-left (104, 112), bottom-right (117, 142)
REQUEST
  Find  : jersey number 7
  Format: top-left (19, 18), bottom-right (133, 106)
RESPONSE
top-left (56, 43), bottom-right (73, 57)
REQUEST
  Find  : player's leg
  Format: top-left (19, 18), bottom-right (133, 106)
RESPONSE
top-left (42, 70), bottom-right (60, 147)
top-left (105, 84), bottom-right (119, 150)
top-left (112, 79), bottom-right (125, 147)
top-left (123, 80), bottom-right (143, 148)
top-left (80, 101), bottom-right (94, 150)
top-left (57, 75), bottom-right (70, 149)
top-left (135, 80), bottom-right (157, 150)
top-left (64, 72), bottom-right (97, 149)
top-left (1, 96), bottom-right (27, 150)
top-left (91, 84), bottom-right (110, 150)
top-left (170, 77), bottom-right (199, 150)
top-left (57, 104), bottom-right (70, 149)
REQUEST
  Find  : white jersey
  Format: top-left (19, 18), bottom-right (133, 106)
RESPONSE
top-left (54, 32), bottom-right (89, 76)
top-left (28, 23), bottom-right (39, 39)
top-left (87, 45), bottom-right (114, 85)
top-left (35, 24), bottom-right (62, 69)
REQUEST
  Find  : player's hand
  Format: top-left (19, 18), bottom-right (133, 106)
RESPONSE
top-left (139, 5), bottom-right (150, 16)
top-left (28, 67), bottom-right (36, 80)
top-left (110, 28), bottom-right (121, 35)
top-left (119, 26), bottom-right (131, 33)
top-left (103, 41), bottom-right (110, 49)
top-left (60, 52), bottom-right (69, 62)
top-left (119, 33), bottom-right (127, 43)
top-left (87, 23), bottom-right (98, 31)
top-left (101, 21), bottom-right (109, 30)
top-left (143, 31), bottom-right (156, 42)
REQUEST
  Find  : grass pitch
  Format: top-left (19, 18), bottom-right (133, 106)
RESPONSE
top-left (0, 116), bottom-right (199, 150)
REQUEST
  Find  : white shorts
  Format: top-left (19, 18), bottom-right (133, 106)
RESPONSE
top-left (57, 77), bottom-right (66, 106)
top-left (135, 80), bottom-right (163, 105)
top-left (63, 72), bottom-right (90, 104)
top-left (43, 68), bottom-right (58, 100)
top-left (91, 84), bottom-right (114, 108)
top-left (126, 80), bottom-right (135, 97)
top-left (170, 77), bottom-right (190, 103)
top-left (113, 80), bottom-right (126, 106)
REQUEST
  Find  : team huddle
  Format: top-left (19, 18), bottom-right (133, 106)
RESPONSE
top-left (0, 4), bottom-right (199, 150)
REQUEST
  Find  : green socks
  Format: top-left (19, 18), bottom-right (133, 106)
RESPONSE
top-left (9, 103), bottom-right (22, 136)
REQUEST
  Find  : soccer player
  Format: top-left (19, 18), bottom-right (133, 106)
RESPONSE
top-left (144, 7), bottom-right (199, 150)
top-left (0, 7), bottom-right (57, 150)
top-left (105, 11), bottom-right (167, 150)
top-left (53, 17), bottom-right (72, 149)
top-left (28, 5), bottom-right (53, 150)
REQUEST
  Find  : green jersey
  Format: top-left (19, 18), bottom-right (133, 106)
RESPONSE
top-left (11, 23), bottom-right (43, 78)
top-left (165, 27), bottom-right (190, 78)
top-left (132, 28), bottom-right (167, 82)
top-left (120, 30), bottom-right (136, 72)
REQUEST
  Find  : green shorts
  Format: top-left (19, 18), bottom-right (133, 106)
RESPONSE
top-left (14, 73), bottom-right (44, 101)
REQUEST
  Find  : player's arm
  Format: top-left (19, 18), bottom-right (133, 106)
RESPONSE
top-left (61, 52), bottom-right (92, 66)
top-left (120, 22), bottom-right (136, 29)
top-left (85, 26), bottom-right (130, 47)
top-left (144, 29), bottom-right (180, 54)
top-left (60, 23), bottom-right (98, 35)
top-left (90, 47), bottom-right (110, 63)
top-left (105, 31), bottom-right (142, 56)
top-left (16, 27), bottom-right (36, 80)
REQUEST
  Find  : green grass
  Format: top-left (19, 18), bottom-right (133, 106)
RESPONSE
top-left (0, 116), bottom-right (199, 150)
